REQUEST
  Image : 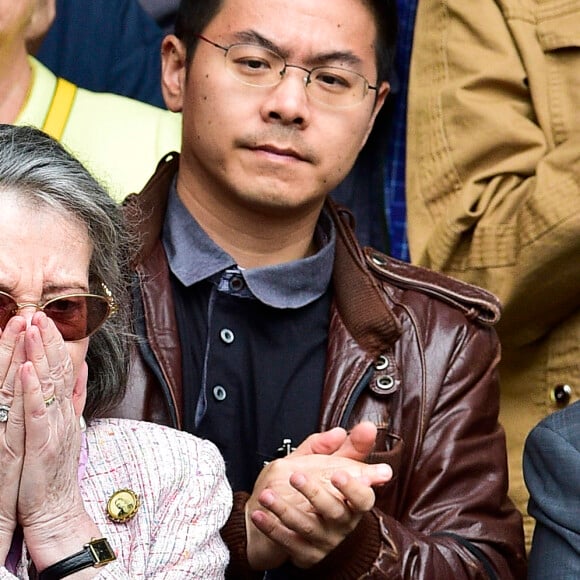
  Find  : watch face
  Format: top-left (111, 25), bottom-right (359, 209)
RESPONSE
top-left (88, 538), bottom-right (116, 566)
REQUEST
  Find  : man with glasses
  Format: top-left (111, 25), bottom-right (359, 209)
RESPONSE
top-left (112, 0), bottom-right (526, 577)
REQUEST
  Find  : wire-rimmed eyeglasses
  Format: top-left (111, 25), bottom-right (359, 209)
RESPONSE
top-left (196, 34), bottom-right (378, 109)
top-left (0, 283), bottom-right (117, 341)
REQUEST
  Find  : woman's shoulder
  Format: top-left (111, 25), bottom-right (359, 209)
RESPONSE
top-left (86, 418), bottom-right (225, 479)
top-left (90, 416), bottom-right (190, 436)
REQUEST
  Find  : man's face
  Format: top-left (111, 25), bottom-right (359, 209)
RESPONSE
top-left (164, 0), bottom-right (389, 219)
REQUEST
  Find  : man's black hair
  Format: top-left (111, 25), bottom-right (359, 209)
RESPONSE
top-left (174, 0), bottom-right (397, 84)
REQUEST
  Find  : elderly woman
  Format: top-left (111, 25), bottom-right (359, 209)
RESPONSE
top-left (0, 124), bottom-right (231, 579)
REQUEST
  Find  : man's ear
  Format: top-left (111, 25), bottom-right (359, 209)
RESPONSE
top-left (161, 35), bottom-right (188, 113)
top-left (361, 81), bottom-right (390, 149)
top-left (25, 0), bottom-right (57, 55)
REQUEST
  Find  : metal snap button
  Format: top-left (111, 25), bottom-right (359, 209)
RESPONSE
top-left (375, 355), bottom-right (389, 371)
top-left (376, 375), bottom-right (395, 392)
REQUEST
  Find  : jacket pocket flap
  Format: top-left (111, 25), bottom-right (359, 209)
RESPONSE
top-left (538, 12), bottom-right (580, 51)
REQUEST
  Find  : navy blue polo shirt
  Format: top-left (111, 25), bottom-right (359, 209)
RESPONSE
top-left (163, 184), bottom-right (335, 492)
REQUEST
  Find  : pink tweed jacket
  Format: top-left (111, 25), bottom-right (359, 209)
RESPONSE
top-left (3, 418), bottom-right (232, 579)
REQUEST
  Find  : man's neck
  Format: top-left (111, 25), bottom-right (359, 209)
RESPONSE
top-left (176, 176), bottom-right (323, 269)
top-left (0, 50), bottom-right (32, 124)
top-left (217, 226), bottom-right (319, 269)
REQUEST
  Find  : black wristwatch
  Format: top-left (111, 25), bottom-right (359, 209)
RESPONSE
top-left (38, 538), bottom-right (116, 580)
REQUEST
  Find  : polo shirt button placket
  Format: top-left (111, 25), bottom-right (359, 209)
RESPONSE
top-left (214, 328), bottom-right (234, 403)
top-left (220, 328), bottom-right (235, 344)
top-left (229, 275), bottom-right (245, 293)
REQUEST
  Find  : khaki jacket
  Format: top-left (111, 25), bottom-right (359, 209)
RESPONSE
top-left (407, 0), bottom-right (580, 543)
top-left (112, 155), bottom-right (526, 578)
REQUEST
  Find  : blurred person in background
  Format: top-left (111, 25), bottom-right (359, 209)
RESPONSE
top-left (12, 0), bottom-right (180, 200)
top-left (407, 0), bottom-right (580, 545)
top-left (30, 0), bottom-right (166, 108)
top-left (524, 401), bottom-right (580, 579)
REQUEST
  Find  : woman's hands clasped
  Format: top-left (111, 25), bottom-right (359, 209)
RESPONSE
top-left (0, 312), bottom-right (93, 568)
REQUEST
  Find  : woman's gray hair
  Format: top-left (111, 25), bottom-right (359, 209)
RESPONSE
top-left (0, 124), bottom-right (134, 419)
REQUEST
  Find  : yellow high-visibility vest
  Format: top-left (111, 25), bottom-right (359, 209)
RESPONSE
top-left (42, 77), bottom-right (77, 140)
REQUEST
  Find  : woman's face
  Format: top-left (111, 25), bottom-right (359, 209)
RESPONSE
top-left (0, 196), bottom-right (92, 404)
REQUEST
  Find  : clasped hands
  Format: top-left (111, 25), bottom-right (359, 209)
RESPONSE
top-left (0, 313), bottom-right (91, 568)
top-left (246, 421), bottom-right (392, 570)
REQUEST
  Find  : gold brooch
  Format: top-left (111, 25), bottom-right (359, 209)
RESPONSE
top-left (107, 489), bottom-right (140, 523)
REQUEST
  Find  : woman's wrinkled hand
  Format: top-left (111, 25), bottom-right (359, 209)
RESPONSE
top-left (16, 314), bottom-right (88, 544)
top-left (0, 312), bottom-right (97, 569)
top-left (0, 317), bottom-right (28, 562)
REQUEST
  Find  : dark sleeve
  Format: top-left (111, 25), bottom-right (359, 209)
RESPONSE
top-left (221, 493), bottom-right (382, 579)
top-left (37, 0), bottom-right (165, 108)
top-left (524, 407), bottom-right (580, 580)
top-left (221, 491), bottom-right (262, 580)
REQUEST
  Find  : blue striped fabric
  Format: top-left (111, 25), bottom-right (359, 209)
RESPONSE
top-left (383, 0), bottom-right (418, 261)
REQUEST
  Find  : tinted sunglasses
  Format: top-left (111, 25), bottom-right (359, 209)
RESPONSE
top-left (0, 285), bottom-right (117, 341)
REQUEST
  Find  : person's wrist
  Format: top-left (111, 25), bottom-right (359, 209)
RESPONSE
top-left (245, 499), bottom-right (287, 570)
top-left (22, 514), bottom-right (102, 572)
top-left (0, 543), bottom-right (12, 568)
top-left (38, 537), bottom-right (116, 580)
top-left (0, 521), bottom-right (18, 564)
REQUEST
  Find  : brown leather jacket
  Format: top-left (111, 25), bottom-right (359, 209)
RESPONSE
top-left (112, 154), bottom-right (526, 579)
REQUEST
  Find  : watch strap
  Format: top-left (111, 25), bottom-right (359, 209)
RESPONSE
top-left (38, 538), bottom-right (116, 580)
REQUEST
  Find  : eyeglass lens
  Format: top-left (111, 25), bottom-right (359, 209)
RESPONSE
top-left (225, 44), bottom-right (369, 107)
top-left (0, 293), bottom-right (111, 341)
